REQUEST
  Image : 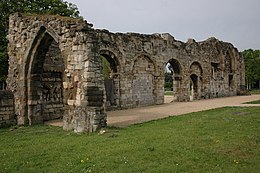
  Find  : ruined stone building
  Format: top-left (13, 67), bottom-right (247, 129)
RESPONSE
top-left (6, 13), bottom-right (245, 132)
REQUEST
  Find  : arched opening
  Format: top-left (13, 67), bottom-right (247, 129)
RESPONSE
top-left (189, 61), bottom-right (203, 100)
top-left (164, 59), bottom-right (182, 103)
top-left (100, 51), bottom-right (120, 110)
top-left (27, 31), bottom-right (64, 124)
top-left (190, 62), bottom-right (203, 75)
top-left (190, 74), bottom-right (198, 101)
top-left (132, 55), bottom-right (156, 106)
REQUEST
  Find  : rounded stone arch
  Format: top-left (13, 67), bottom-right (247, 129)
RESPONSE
top-left (100, 49), bottom-right (121, 110)
top-left (189, 61), bottom-right (203, 76)
top-left (164, 58), bottom-right (183, 102)
top-left (189, 61), bottom-right (203, 101)
top-left (165, 58), bottom-right (182, 76)
top-left (131, 53), bottom-right (157, 74)
top-left (99, 45), bottom-right (124, 71)
top-left (23, 25), bottom-right (65, 125)
top-left (100, 49), bottom-right (120, 73)
top-left (132, 54), bottom-right (157, 106)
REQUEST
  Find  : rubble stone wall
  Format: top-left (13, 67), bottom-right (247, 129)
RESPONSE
top-left (0, 91), bottom-right (16, 128)
top-left (7, 13), bottom-right (246, 132)
top-left (96, 31), bottom-right (246, 109)
top-left (7, 13), bottom-right (106, 132)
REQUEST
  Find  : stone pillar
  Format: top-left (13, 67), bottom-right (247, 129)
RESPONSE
top-left (63, 32), bottom-right (107, 132)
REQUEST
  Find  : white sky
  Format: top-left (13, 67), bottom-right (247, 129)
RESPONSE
top-left (67, 0), bottom-right (260, 51)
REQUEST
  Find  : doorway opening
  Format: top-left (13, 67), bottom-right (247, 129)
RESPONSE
top-left (100, 52), bottom-right (120, 110)
top-left (27, 30), bottom-right (64, 124)
top-left (190, 74), bottom-right (198, 101)
top-left (164, 59), bottom-right (182, 103)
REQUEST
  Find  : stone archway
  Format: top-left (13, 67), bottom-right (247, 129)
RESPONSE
top-left (100, 50), bottom-right (121, 110)
top-left (6, 13), bottom-right (246, 132)
top-left (132, 55), bottom-right (156, 106)
top-left (25, 27), bottom-right (65, 125)
top-left (189, 62), bottom-right (203, 100)
top-left (190, 74), bottom-right (199, 101)
top-left (165, 58), bottom-right (182, 102)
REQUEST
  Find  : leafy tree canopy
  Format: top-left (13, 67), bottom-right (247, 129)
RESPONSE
top-left (241, 49), bottom-right (260, 89)
top-left (101, 56), bottom-right (111, 80)
top-left (0, 0), bottom-right (81, 82)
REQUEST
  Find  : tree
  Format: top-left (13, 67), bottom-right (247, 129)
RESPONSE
top-left (0, 0), bottom-right (81, 83)
top-left (101, 56), bottom-right (111, 80)
top-left (241, 49), bottom-right (260, 89)
top-left (164, 72), bottom-right (173, 90)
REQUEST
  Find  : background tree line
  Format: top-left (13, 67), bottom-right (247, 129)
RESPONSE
top-left (241, 49), bottom-right (260, 89)
top-left (0, 0), bottom-right (81, 89)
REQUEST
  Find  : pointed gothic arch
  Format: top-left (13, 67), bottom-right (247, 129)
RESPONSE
top-left (23, 26), bottom-right (65, 125)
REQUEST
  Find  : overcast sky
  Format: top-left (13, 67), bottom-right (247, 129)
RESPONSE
top-left (68, 0), bottom-right (259, 51)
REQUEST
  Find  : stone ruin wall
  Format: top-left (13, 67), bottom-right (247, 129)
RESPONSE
top-left (96, 30), bottom-right (246, 109)
top-left (0, 91), bottom-right (16, 128)
top-left (7, 13), bottom-right (106, 132)
top-left (5, 13), bottom-right (246, 132)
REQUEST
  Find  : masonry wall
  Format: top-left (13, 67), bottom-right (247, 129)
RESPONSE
top-left (0, 91), bottom-right (16, 128)
top-left (7, 13), bottom-right (246, 132)
top-left (7, 13), bottom-right (106, 132)
top-left (96, 31), bottom-right (246, 110)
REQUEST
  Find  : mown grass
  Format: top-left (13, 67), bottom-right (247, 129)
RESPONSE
top-left (244, 100), bottom-right (260, 104)
top-left (164, 91), bottom-right (173, 96)
top-left (0, 107), bottom-right (259, 173)
top-left (249, 89), bottom-right (260, 94)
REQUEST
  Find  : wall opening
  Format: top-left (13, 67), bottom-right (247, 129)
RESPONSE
top-left (229, 74), bottom-right (234, 88)
top-left (27, 32), bottom-right (64, 124)
top-left (189, 62), bottom-right (203, 100)
top-left (0, 82), bottom-right (7, 90)
top-left (100, 52), bottom-right (120, 110)
top-left (164, 59), bottom-right (182, 103)
top-left (190, 74), bottom-right (198, 101)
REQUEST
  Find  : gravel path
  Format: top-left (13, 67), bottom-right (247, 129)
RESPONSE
top-left (46, 95), bottom-right (260, 127)
top-left (107, 95), bottom-right (260, 127)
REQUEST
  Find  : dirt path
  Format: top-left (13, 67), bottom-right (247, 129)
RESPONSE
top-left (107, 95), bottom-right (260, 127)
top-left (46, 95), bottom-right (260, 127)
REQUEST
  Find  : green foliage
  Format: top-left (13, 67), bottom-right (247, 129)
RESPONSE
top-left (0, 107), bottom-right (259, 172)
top-left (249, 89), bottom-right (260, 95)
top-left (164, 72), bottom-right (173, 90)
top-left (0, 0), bottom-right (81, 82)
top-left (241, 49), bottom-right (260, 88)
top-left (0, 51), bottom-right (8, 81)
top-left (101, 56), bottom-right (111, 80)
top-left (164, 91), bottom-right (173, 95)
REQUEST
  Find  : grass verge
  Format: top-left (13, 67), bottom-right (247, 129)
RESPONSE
top-left (244, 100), bottom-right (260, 104)
top-left (0, 107), bottom-right (259, 173)
top-left (249, 89), bottom-right (260, 95)
top-left (164, 91), bottom-right (173, 96)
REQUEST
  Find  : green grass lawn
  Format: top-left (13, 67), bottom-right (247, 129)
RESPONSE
top-left (164, 91), bottom-right (173, 96)
top-left (249, 89), bottom-right (260, 94)
top-left (0, 107), bottom-right (259, 173)
top-left (244, 100), bottom-right (260, 104)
